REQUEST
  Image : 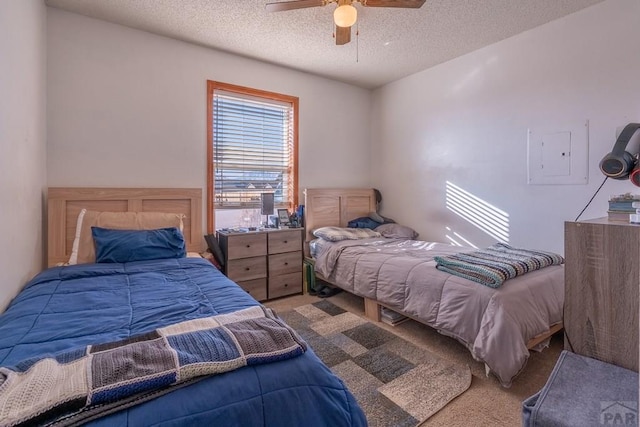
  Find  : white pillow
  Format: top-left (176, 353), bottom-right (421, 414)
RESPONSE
top-left (67, 208), bottom-right (87, 265)
top-left (312, 226), bottom-right (381, 242)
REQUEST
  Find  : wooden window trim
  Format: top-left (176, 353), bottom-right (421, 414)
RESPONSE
top-left (207, 81), bottom-right (299, 234)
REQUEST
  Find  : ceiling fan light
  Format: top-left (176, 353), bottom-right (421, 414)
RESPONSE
top-left (334, 4), bottom-right (357, 28)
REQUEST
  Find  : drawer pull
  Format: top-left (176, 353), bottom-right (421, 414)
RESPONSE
top-left (246, 244), bottom-right (251, 248)
top-left (245, 267), bottom-right (250, 271)
top-left (284, 283), bottom-right (288, 287)
top-left (283, 240), bottom-right (288, 244)
top-left (284, 262), bottom-right (289, 266)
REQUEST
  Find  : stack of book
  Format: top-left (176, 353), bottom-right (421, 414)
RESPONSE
top-left (631, 203), bottom-right (640, 224)
top-left (607, 194), bottom-right (640, 221)
top-left (380, 307), bottom-right (409, 326)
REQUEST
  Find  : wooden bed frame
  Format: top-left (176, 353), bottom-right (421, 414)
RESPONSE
top-left (303, 187), bottom-right (562, 350)
top-left (47, 188), bottom-right (203, 267)
top-left (303, 188), bottom-right (377, 257)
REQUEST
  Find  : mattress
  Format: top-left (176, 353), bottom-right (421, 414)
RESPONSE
top-left (0, 258), bottom-right (366, 426)
top-left (314, 237), bottom-right (564, 386)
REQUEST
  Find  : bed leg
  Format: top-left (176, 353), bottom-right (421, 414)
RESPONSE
top-left (526, 322), bottom-right (564, 349)
top-left (364, 298), bottom-right (381, 322)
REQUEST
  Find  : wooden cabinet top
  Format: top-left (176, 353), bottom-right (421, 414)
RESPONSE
top-left (217, 228), bottom-right (304, 236)
top-left (567, 217), bottom-right (640, 227)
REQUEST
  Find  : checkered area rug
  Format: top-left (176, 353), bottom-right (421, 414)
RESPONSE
top-left (279, 301), bottom-right (471, 427)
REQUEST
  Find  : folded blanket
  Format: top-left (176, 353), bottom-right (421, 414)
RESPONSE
top-left (0, 306), bottom-right (306, 427)
top-left (434, 242), bottom-right (564, 288)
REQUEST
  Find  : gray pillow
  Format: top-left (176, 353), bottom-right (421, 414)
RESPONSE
top-left (375, 223), bottom-right (419, 239)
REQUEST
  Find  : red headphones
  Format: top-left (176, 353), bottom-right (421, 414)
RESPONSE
top-left (630, 166), bottom-right (640, 187)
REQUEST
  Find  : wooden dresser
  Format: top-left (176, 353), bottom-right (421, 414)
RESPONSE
top-left (217, 228), bottom-right (303, 301)
top-left (564, 218), bottom-right (639, 371)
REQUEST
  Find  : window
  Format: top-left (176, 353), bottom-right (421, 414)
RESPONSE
top-left (207, 81), bottom-right (298, 233)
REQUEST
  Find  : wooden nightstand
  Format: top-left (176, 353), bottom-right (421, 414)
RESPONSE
top-left (217, 228), bottom-right (303, 301)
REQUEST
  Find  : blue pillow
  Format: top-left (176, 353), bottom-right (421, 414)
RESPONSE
top-left (91, 227), bottom-right (186, 263)
top-left (347, 216), bottom-right (382, 229)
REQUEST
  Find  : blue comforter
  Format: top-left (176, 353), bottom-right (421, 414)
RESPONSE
top-left (0, 258), bottom-right (366, 426)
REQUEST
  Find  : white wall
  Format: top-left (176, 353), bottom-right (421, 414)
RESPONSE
top-left (371, 0), bottom-right (640, 255)
top-left (0, 0), bottom-right (47, 310)
top-left (47, 8), bottom-right (372, 230)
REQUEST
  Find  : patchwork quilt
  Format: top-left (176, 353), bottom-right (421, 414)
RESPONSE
top-left (0, 306), bottom-right (306, 427)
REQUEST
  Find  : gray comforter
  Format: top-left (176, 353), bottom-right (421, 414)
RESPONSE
top-left (314, 238), bottom-right (564, 386)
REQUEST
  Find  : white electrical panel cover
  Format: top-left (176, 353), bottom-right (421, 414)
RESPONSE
top-left (527, 120), bottom-right (589, 185)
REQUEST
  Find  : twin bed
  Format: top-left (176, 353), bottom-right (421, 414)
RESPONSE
top-left (304, 188), bottom-right (564, 387)
top-left (0, 188), bottom-right (366, 426)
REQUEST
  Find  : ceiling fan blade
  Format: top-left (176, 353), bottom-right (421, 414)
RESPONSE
top-left (360, 0), bottom-right (425, 8)
top-left (265, 0), bottom-right (327, 13)
top-left (335, 25), bottom-right (351, 45)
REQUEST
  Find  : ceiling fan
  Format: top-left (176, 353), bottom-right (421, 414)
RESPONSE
top-left (265, 0), bottom-right (426, 45)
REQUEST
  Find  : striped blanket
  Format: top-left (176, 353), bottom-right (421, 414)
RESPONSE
top-left (434, 242), bottom-right (564, 288)
top-left (0, 306), bottom-right (306, 427)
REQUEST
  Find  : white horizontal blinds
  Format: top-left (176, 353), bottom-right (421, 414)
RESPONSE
top-left (213, 90), bottom-right (293, 209)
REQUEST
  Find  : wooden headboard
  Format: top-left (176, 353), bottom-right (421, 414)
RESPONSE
top-left (47, 188), bottom-right (203, 267)
top-left (303, 188), bottom-right (377, 256)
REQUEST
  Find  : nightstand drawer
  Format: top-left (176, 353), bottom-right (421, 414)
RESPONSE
top-left (268, 230), bottom-right (302, 254)
top-left (237, 278), bottom-right (267, 302)
top-left (269, 272), bottom-right (302, 299)
top-left (269, 251), bottom-right (302, 276)
top-left (226, 256), bottom-right (267, 281)
top-left (226, 234), bottom-right (267, 259)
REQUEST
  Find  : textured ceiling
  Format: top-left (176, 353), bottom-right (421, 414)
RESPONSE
top-left (45, 0), bottom-right (604, 89)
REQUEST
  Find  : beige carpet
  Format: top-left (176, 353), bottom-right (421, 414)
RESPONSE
top-left (266, 292), bottom-right (563, 427)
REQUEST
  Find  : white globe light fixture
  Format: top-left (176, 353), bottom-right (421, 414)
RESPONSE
top-left (334, 4), bottom-right (357, 28)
